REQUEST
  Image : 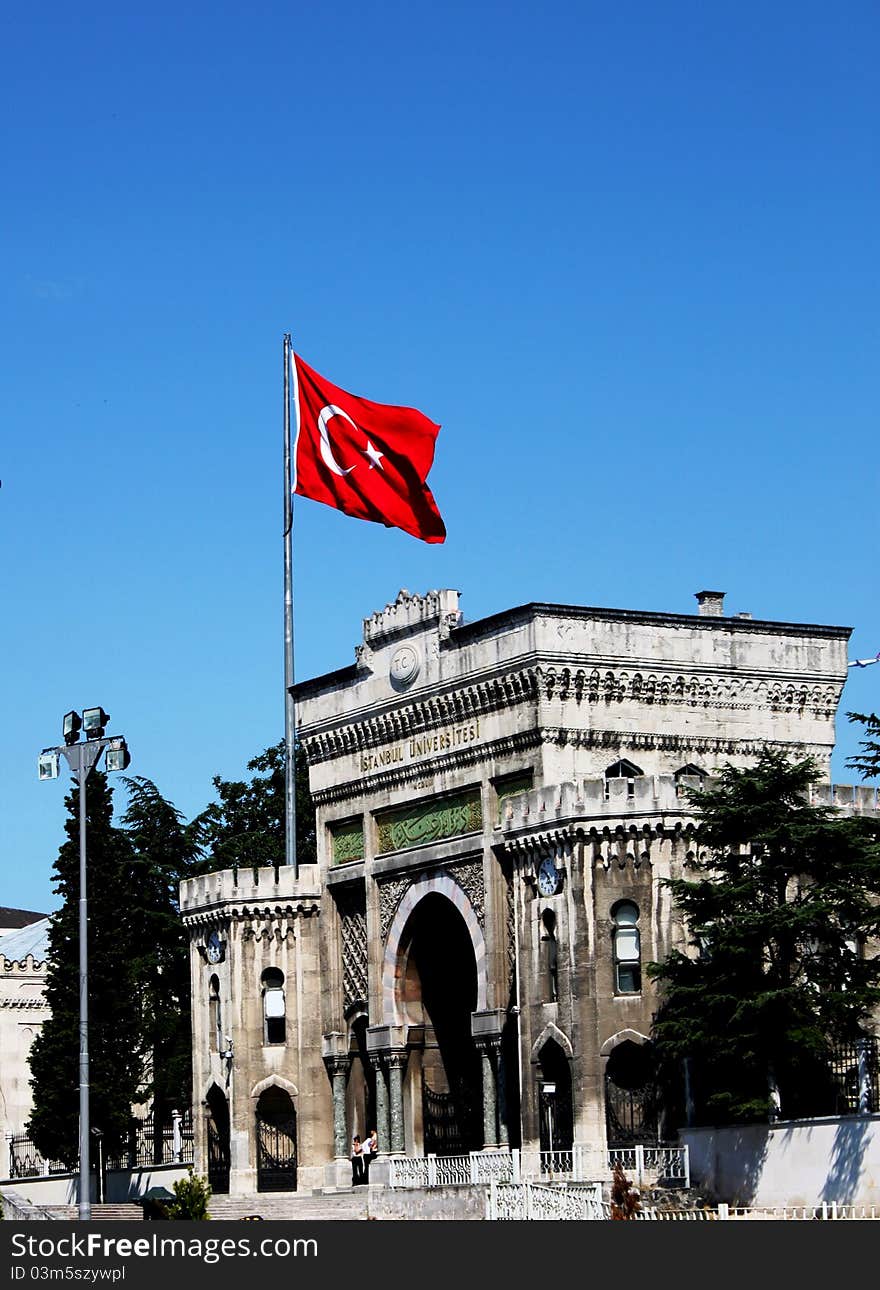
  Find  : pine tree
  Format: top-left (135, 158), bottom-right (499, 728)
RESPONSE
top-left (648, 749), bottom-right (880, 1124)
top-left (28, 771), bottom-right (141, 1167)
top-left (120, 777), bottom-right (201, 1124)
top-left (847, 711), bottom-right (880, 781)
top-left (193, 741), bottom-right (315, 875)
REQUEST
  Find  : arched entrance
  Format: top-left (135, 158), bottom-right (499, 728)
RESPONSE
top-left (255, 1085), bottom-right (297, 1192)
top-left (399, 892), bottom-right (482, 1154)
top-left (205, 1084), bottom-right (230, 1195)
top-left (536, 1039), bottom-right (573, 1170)
top-left (604, 1038), bottom-right (658, 1144)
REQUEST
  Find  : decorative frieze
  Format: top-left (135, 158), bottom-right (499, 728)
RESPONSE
top-left (300, 664), bottom-right (839, 769)
top-left (446, 858), bottom-right (485, 927)
top-left (334, 885), bottom-right (368, 1013)
top-left (378, 877), bottom-right (411, 943)
top-left (376, 790), bottom-right (482, 856)
top-left (330, 819), bottom-right (365, 866)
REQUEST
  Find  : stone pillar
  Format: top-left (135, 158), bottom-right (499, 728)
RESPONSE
top-left (323, 1057), bottom-right (351, 1159)
top-left (387, 1050), bottom-right (408, 1154)
top-left (370, 1053), bottom-right (390, 1153)
top-left (478, 1044), bottom-right (498, 1148)
top-left (495, 1042), bottom-right (509, 1147)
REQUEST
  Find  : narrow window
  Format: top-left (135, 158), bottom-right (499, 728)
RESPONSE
top-left (209, 974), bottom-right (222, 1052)
top-left (612, 901), bottom-right (641, 994)
top-left (541, 908), bottom-right (558, 1002)
top-left (262, 967), bottom-right (286, 1045)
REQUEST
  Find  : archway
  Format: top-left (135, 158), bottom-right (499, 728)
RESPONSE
top-left (536, 1039), bottom-right (573, 1170)
top-left (398, 891), bottom-right (482, 1154)
top-left (205, 1084), bottom-right (230, 1194)
top-left (255, 1085), bottom-right (297, 1192)
top-left (604, 1038), bottom-right (658, 1144)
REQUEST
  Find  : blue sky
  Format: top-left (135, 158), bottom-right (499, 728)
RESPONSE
top-left (2, 2), bottom-right (878, 914)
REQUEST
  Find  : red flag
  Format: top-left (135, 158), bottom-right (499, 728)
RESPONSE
top-left (292, 353), bottom-right (446, 544)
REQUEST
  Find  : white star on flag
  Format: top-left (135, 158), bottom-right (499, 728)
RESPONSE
top-left (364, 440), bottom-right (385, 470)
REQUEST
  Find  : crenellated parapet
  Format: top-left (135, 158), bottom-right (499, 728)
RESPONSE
top-left (361, 588), bottom-right (462, 648)
top-left (180, 866), bottom-right (321, 931)
top-left (498, 776), bottom-right (880, 877)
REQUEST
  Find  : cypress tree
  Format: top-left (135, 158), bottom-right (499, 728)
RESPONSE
top-left (119, 777), bottom-right (200, 1124)
top-left (28, 771), bottom-right (141, 1167)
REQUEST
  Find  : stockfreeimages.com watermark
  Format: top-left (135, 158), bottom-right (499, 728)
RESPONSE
top-left (11, 1232), bottom-right (318, 1271)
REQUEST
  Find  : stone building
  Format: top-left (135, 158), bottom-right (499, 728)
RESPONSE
top-left (180, 587), bottom-right (853, 1193)
top-left (0, 914), bottom-right (50, 1148)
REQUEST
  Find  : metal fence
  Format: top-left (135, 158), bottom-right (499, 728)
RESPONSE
top-left (827, 1037), bottom-right (879, 1115)
top-left (7, 1135), bottom-right (68, 1180)
top-left (608, 1144), bottom-right (690, 1187)
top-left (7, 1110), bottom-right (194, 1180)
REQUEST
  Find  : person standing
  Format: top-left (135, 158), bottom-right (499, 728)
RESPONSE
top-left (351, 1134), bottom-right (364, 1186)
top-left (362, 1128), bottom-right (378, 1183)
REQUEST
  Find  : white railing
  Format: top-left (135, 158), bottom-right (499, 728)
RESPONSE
top-left (389, 1149), bottom-right (520, 1189)
top-left (486, 1186), bottom-right (880, 1222)
top-left (608, 1145), bottom-right (690, 1188)
top-left (642, 1203), bottom-right (880, 1221)
top-left (486, 1179), bottom-right (607, 1221)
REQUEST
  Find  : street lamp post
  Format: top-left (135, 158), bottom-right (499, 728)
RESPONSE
top-left (39, 708), bottom-right (130, 1222)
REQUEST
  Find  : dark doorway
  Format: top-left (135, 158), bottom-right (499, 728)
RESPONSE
top-left (605, 1040), bottom-right (659, 1144)
top-left (205, 1085), bottom-right (230, 1194)
top-left (255, 1086), bottom-right (297, 1192)
top-left (537, 1039), bottom-right (573, 1171)
top-left (404, 893), bottom-right (482, 1154)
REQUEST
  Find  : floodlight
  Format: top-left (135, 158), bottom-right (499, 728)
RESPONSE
top-left (38, 750), bottom-right (60, 780)
top-left (63, 711), bottom-right (82, 745)
top-left (82, 707), bottom-right (109, 739)
top-left (105, 739), bottom-right (131, 773)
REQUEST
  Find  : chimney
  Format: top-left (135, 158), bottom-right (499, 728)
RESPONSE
top-left (695, 590), bottom-right (726, 617)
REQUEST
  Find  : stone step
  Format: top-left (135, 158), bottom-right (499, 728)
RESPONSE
top-left (40, 1204), bottom-right (145, 1222)
top-left (208, 1191), bottom-right (370, 1221)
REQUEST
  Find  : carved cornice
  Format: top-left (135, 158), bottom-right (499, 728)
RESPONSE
top-left (301, 664), bottom-right (839, 769)
top-left (0, 997), bottom-right (49, 1009)
top-left (182, 902), bottom-right (319, 930)
top-left (313, 729), bottom-right (542, 806)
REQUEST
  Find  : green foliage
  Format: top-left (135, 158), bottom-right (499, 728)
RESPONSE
top-left (119, 777), bottom-right (202, 1117)
top-left (847, 712), bottom-right (880, 782)
top-left (610, 1161), bottom-right (641, 1219)
top-left (648, 749), bottom-right (880, 1125)
top-left (28, 772), bottom-right (142, 1167)
top-left (164, 1170), bottom-right (212, 1220)
top-left (193, 741), bottom-right (315, 875)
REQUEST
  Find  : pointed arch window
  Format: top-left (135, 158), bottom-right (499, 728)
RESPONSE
top-left (209, 974), bottom-right (222, 1053)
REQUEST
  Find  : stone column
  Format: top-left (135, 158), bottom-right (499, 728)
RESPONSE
top-left (370, 1053), bottom-right (390, 1153)
top-left (494, 1041), bottom-right (509, 1147)
top-left (478, 1042), bottom-right (499, 1149)
top-left (323, 1056), bottom-right (351, 1159)
top-left (387, 1050), bottom-right (408, 1155)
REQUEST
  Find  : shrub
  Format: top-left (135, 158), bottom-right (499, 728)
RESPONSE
top-left (164, 1170), bottom-right (212, 1220)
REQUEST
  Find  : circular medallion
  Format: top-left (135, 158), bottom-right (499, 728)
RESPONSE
top-left (390, 645), bottom-right (420, 689)
top-left (537, 856), bottom-right (561, 897)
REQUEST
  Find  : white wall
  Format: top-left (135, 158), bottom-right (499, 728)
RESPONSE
top-left (682, 1115), bottom-right (880, 1207)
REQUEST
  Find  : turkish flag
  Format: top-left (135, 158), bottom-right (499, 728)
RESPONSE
top-left (292, 353), bottom-right (446, 544)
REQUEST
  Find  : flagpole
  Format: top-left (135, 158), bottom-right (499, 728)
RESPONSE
top-left (283, 333), bottom-right (298, 876)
